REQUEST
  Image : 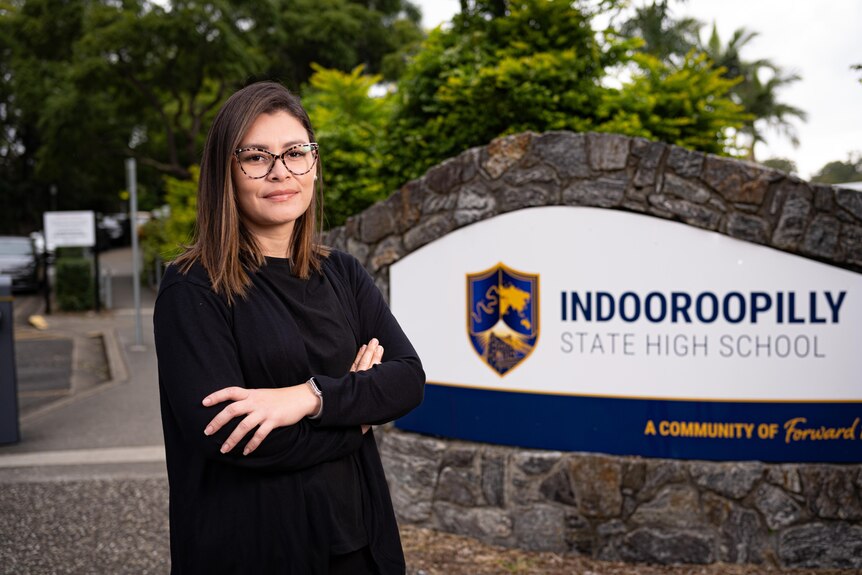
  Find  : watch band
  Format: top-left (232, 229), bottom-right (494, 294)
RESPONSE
top-left (307, 377), bottom-right (323, 419)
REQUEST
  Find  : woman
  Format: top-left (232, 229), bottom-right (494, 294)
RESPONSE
top-left (153, 81), bottom-right (425, 574)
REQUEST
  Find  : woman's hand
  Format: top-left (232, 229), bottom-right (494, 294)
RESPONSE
top-left (202, 338), bottom-right (384, 454)
top-left (351, 338), bottom-right (383, 373)
top-left (352, 339), bottom-right (383, 435)
top-left (202, 384), bottom-right (319, 456)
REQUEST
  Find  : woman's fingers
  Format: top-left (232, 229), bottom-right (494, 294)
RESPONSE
top-left (220, 411), bottom-right (265, 453)
top-left (202, 387), bottom-right (315, 455)
top-left (354, 338), bottom-right (381, 371)
top-left (350, 345), bottom-right (367, 372)
top-left (202, 386), bottom-right (248, 407)
top-left (243, 421), bottom-right (275, 456)
top-left (204, 397), bottom-right (249, 438)
top-left (372, 344), bottom-right (384, 365)
top-left (204, 402), bottom-right (239, 438)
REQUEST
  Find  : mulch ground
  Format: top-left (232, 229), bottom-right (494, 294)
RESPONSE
top-left (400, 525), bottom-right (860, 575)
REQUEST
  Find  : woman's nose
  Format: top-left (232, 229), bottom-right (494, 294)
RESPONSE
top-left (268, 156), bottom-right (292, 180)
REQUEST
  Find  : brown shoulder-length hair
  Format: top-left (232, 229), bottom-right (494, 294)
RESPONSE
top-left (173, 81), bottom-right (328, 302)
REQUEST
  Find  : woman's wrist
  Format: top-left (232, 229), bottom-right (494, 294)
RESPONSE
top-left (304, 378), bottom-right (323, 419)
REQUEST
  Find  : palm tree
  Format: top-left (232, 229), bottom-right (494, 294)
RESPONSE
top-left (736, 68), bottom-right (807, 160)
top-left (619, 0), bottom-right (701, 63)
top-left (701, 24), bottom-right (807, 160)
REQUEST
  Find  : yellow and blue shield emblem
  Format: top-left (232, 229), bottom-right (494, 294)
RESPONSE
top-left (467, 263), bottom-right (539, 376)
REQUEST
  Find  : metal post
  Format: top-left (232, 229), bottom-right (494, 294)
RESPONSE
top-left (0, 276), bottom-right (21, 444)
top-left (126, 158), bottom-right (144, 349)
top-left (102, 267), bottom-right (113, 311)
top-left (93, 218), bottom-right (101, 313)
top-left (43, 243), bottom-right (52, 315)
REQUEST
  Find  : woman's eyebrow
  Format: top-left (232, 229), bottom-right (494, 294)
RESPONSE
top-left (239, 139), bottom-right (307, 150)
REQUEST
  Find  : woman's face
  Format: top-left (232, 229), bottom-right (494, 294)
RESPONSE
top-left (232, 110), bottom-right (316, 249)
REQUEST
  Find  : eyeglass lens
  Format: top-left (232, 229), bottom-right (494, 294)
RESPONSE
top-left (236, 144), bottom-right (317, 178)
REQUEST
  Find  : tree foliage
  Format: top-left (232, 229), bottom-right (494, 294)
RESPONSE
top-left (699, 24), bottom-right (806, 160)
top-left (811, 154), bottom-right (862, 184)
top-left (382, 0), bottom-right (746, 189)
top-left (303, 65), bottom-right (395, 228)
top-left (761, 157), bottom-right (797, 174)
top-left (598, 52), bottom-right (747, 155)
top-left (617, 0), bottom-right (701, 63)
top-left (1, 0), bottom-right (805, 241)
top-left (261, 0), bottom-right (422, 87)
top-left (383, 0), bottom-right (632, 188)
top-left (0, 0), bottom-right (421, 233)
top-left (617, 3), bottom-right (807, 162)
top-left (140, 167), bottom-right (199, 277)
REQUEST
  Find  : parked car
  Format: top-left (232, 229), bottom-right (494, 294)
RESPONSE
top-left (0, 236), bottom-right (44, 292)
top-left (97, 213), bottom-right (130, 249)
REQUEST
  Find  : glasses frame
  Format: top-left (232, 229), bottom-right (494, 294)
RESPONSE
top-left (234, 142), bottom-right (319, 179)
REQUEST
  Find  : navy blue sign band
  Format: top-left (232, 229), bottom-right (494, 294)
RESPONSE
top-left (396, 383), bottom-right (862, 463)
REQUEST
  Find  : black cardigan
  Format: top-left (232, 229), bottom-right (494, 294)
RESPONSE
top-left (153, 250), bottom-right (425, 574)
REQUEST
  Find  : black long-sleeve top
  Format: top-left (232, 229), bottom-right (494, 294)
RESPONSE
top-left (153, 250), bottom-right (425, 574)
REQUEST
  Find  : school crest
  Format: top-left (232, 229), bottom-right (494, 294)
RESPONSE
top-left (467, 263), bottom-right (539, 376)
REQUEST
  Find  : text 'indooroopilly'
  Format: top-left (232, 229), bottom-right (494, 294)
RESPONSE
top-left (560, 290), bottom-right (847, 325)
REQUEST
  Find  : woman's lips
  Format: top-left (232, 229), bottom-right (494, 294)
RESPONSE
top-left (263, 190), bottom-right (299, 201)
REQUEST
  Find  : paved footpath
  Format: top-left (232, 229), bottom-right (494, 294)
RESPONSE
top-left (0, 247), bottom-right (170, 573)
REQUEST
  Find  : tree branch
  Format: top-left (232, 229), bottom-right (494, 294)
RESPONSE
top-left (119, 67), bottom-right (180, 169)
top-left (127, 148), bottom-right (191, 179)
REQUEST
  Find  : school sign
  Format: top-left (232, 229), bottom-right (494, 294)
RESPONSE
top-left (390, 207), bottom-right (861, 463)
top-left (325, 131), bottom-right (862, 464)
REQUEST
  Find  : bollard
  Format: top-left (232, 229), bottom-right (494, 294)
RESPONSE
top-left (101, 267), bottom-right (113, 310)
top-left (0, 275), bottom-right (20, 444)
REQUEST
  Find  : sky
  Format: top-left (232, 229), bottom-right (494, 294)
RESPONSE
top-left (412, 0), bottom-right (862, 180)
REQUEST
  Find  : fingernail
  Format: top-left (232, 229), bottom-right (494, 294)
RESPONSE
top-left (243, 448), bottom-right (250, 456)
top-left (202, 397), bottom-right (211, 406)
top-left (220, 443), bottom-right (229, 453)
top-left (204, 426), bottom-right (213, 436)
top-left (371, 338), bottom-right (378, 345)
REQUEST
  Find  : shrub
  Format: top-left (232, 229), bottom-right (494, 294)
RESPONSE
top-left (55, 250), bottom-right (93, 311)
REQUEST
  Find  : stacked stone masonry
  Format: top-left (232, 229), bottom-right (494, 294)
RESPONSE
top-left (323, 132), bottom-right (862, 568)
top-left (375, 429), bottom-right (862, 569)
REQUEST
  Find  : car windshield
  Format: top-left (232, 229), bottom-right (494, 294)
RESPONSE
top-left (0, 239), bottom-right (33, 256)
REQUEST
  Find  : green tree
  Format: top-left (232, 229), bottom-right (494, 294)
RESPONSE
top-left (0, 0), bottom-right (266, 232)
top-left (761, 157), bottom-right (797, 174)
top-left (618, 0), bottom-right (701, 63)
top-left (69, 0), bottom-right (267, 179)
top-left (140, 166), bottom-right (199, 275)
top-left (615, 5), bottom-right (808, 162)
top-left (383, 0), bottom-right (744, 191)
top-left (700, 24), bottom-right (806, 160)
top-left (735, 68), bottom-right (807, 160)
top-left (811, 154), bottom-right (862, 184)
top-left (0, 0), bottom-right (424, 234)
top-left (303, 65), bottom-right (395, 228)
top-left (384, 0), bottom-right (629, 189)
top-left (261, 0), bottom-right (423, 87)
top-left (597, 52), bottom-right (748, 155)
top-left (0, 0), bottom-right (96, 231)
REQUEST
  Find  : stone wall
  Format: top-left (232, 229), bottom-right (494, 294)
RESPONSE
top-left (323, 131), bottom-right (862, 568)
top-left (376, 428), bottom-right (862, 569)
top-left (325, 131), bottom-right (862, 304)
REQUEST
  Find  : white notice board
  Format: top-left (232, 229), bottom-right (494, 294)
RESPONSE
top-left (43, 211), bottom-right (96, 250)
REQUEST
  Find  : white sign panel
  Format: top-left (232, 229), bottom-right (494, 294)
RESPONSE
top-left (391, 207), bottom-right (862, 461)
top-left (44, 211), bottom-right (96, 249)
